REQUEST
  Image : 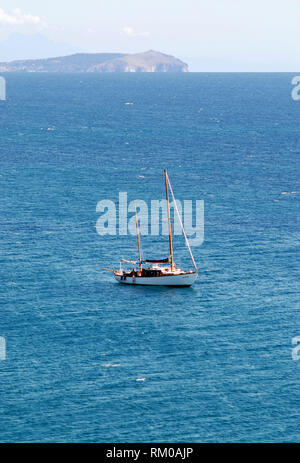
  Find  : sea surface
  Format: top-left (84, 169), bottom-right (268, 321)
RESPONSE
top-left (0, 73), bottom-right (299, 443)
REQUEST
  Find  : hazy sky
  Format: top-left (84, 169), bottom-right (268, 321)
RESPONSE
top-left (0, 0), bottom-right (299, 71)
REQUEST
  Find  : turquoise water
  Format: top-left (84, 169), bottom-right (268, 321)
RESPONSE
top-left (0, 73), bottom-right (299, 442)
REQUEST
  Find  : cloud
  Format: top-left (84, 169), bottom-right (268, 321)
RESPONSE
top-left (121, 26), bottom-right (149, 37)
top-left (0, 8), bottom-right (45, 27)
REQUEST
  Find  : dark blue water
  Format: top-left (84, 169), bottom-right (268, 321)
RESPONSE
top-left (0, 73), bottom-right (299, 443)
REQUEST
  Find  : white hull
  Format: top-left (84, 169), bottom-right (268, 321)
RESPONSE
top-left (114, 272), bottom-right (198, 287)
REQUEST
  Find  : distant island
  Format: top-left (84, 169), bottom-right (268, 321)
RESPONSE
top-left (0, 50), bottom-right (188, 73)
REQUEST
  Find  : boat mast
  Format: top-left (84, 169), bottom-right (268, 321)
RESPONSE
top-left (134, 201), bottom-right (143, 271)
top-left (166, 171), bottom-right (198, 272)
top-left (164, 169), bottom-right (174, 271)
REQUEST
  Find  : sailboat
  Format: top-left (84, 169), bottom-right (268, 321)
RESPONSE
top-left (104, 169), bottom-right (198, 287)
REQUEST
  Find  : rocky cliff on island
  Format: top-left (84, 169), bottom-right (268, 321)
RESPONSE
top-left (0, 50), bottom-right (188, 73)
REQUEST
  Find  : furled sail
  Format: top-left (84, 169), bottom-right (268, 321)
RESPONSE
top-left (122, 258), bottom-right (170, 264)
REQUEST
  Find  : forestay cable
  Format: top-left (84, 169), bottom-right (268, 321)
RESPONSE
top-left (166, 173), bottom-right (198, 271)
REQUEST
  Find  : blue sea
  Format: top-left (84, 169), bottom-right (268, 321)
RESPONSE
top-left (0, 73), bottom-right (299, 443)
